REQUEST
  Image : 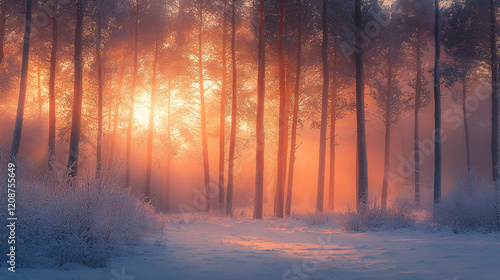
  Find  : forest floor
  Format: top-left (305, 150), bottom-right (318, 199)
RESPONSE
top-left (1, 214), bottom-right (500, 280)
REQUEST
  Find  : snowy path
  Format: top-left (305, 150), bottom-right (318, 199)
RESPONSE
top-left (2, 215), bottom-right (500, 280)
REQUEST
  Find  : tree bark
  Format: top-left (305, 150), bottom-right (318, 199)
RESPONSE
top-left (166, 80), bottom-right (172, 212)
top-left (490, 0), bottom-right (499, 183)
top-left (96, 14), bottom-right (103, 177)
top-left (126, 0), bottom-right (139, 188)
top-left (9, 0), bottom-right (33, 165)
top-left (37, 60), bottom-right (42, 113)
top-left (274, 0), bottom-right (286, 218)
top-left (253, 0), bottom-right (265, 219)
top-left (67, 0), bottom-right (84, 178)
top-left (0, 0), bottom-right (6, 66)
top-left (433, 0), bottom-right (442, 206)
top-left (316, 0), bottom-right (329, 213)
top-left (355, 0), bottom-right (368, 212)
top-left (462, 79), bottom-right (471, 173)
top-left (328, 39), bottom-right (338, 211)
top-left (414, 28), bottom-right (422, 206)
top-left (48, 6), bottom-right (57, 170)
top-left (198, 6), bottom-right (211, 212)
top-left (381, 52), bottom-right (393, 210)
top-left (285, 15), bottom-right (302, 217)
top-left (219, 0), bottom-right (228, 210)
top-left (145, 40), bottom-right (159, 203)
top-left (226, 0), bottom-right (237, 216)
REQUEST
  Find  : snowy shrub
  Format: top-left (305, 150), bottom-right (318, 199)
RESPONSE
top-left (0, 164), bottom-right (163, 268)
top-left (338, 200), bottom-right (418, 231)
top-left (434, 173), bottom-right (500, 232)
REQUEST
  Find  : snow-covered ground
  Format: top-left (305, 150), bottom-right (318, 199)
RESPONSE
top-left (1, 214), bottom-right (499, 280)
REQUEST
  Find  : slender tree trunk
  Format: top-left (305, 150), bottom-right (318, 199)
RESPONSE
top-left (166, 80), bottom-right (172, 212)
top-left (316, 0), bottom-right (329, 213)
top-left (109, 54), bottom-right (127, 162)
top-left (37, 60), bottom-right (42, 113)
top-left (433, 0), bottom-right (442, 206)
top-left (253, 0), bottom-right (266, 219)
top-left (462, 79), bottom-right (471, 173)
top-left (274, 0), bottom-right (286, 218)
top-left (126, 0), bottom-right (139, 187)
top-left (198, 7), bottom-right (211, 212)
top-left (283, 63), bottom-right (290, 196)
top-left (9, 0), bottom-right (33, 165)
top-left (226, 0), bottom-right (237, 216)
top-left (48, 6), bottom-right (57, 170)
top-left (355, 0), bottom-right (368, 211)
top-left (381, 113), bottom-right (391, 209)
top-left (219, 0), bottom-right (228, 210)
top-left (67, 0), bottom-right (84, 178)
top-left (414, 29), bottom-right (422, 206)
top-left (490, 0), bottom-right (499, 183)
top-left (285, 15), bottom-right (302, 217)
top-left (145, 40), bottom-right (159, 203)
top-left (381, 54), bottom-right (393, 210)
top-left (0, 0), bottom-right (6, 66)
top-left (328, 39), bottom-right (338, 211)
top-left (96, 15), bottom-right (103, 177)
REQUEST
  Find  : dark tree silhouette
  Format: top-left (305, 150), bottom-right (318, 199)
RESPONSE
top-left (316, 0), bottom-right (329, 213)
top-left (433, 0), bottom-right (442, 205)
top-left (226, 0), bottom-right (237, 217)
top-left (253, 0), bottom-right (266, 219)
top-left (274, 0), bottom-right (286, 218)
top-left (355, 0), bottom-right (368, 212)
top-left (8, 0), bottom-right (33, 165)
top-left (48, 2), bottom-right (58, 170)
top-left (67, 0), bottom-right (84, 178)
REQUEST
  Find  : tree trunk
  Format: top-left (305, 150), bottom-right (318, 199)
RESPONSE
top-left (48, 6), bottom-right (57, 170)
top-left (9, 0), bottom-right (33, 165)
top-left (414, 28), bottom-right (422, 206)
top-left (381, 53), bottom-right (393, 210)
top-left (381, 112), bottom-right (391, 209)
top-left (126, 0), bottom-right (139, 188)
top-left (285, 15), bottom-right (302, 217)
top-left (96, 14), bottom-right (103, 177)
top-left (219, 0), bottom-right (228, 210)
top-left (67, 0), bottom-right (84, 178)
top-left (434, 0), bottom-right (441, 204)
top-left (433, 0), bottom-right (442, 205)
top-left (0, 0), bottom-right (6, 66)
top-left (109, 54), bottom-right (127, 162)
top-left (462, 79), bottom-right (471, 174)
top-left (166, 80), bottom-right (172, 212)
top-left (198, 6), bottom-right (211, 212)
top-left (145, 40), bottom-right (159, 203)
top-left (316, 0), bottom-right (329, 213)
top-left (274, 0), bottom-right (286, 218)
top-left (226, 0), bottom-right (237, 216)
top-left (253, 0), bottom-right (266, 219)
top-left (355, 0), bottom-right (368, 212)
top-left (490, 0), bottom-right (499, 183)
top-left (328, 39), bottom-right (338, 211)
top-left (37, 60), bottom-right (42, 113)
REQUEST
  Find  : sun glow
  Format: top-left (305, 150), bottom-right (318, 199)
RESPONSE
top-left (134, 93), bottom-right (151, 127)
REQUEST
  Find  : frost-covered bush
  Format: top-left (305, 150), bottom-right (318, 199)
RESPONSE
top-left (434, 173), bottom-right (500, 232)
top-left (0, 165), bottom-right (163, 268)
top-left (338, 200), bottom-right (418, 231)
